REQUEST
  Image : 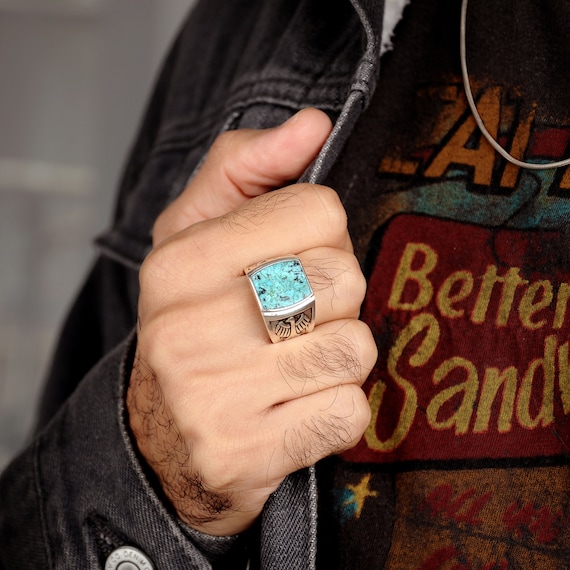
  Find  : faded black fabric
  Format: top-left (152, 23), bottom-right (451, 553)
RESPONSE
top-left (319, 0), bottom-right (570, 567)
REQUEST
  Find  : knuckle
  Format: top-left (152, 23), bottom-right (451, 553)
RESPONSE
top-left (288, 320), bottom-right (377, 388)
top-left (352, 257), bottom-right (368, 300)
top-left (338, 320), bottom-right (378, 378)
top-left (292, 184), bottom-right (348, 244)
top-left (347, 386), bottom-right (372, 437)
top-left (311, 183), bottom-right (344, 214)
top-left (141, 223), bottom-right (220, 294)
top-left (139, 242), bottom-right (185, 303)
top-left (311, 184), bottom-right (348, 238)
top-left (218, 192), bottom-right (276, 234)
top-left (304, 386), bottom-right (371, 457)
top-left (139, 246), bottom-right (168, 293)
top-left (329, 385), bottom-right (371, 444)
top-left (305, 250), bottom-right (365, 316)
top-left (279, 338), bottom-right (358, 387)
top-left (338, 254), bottom-right (367, 309)
top-left (284, 415), bottom-right (347, 467)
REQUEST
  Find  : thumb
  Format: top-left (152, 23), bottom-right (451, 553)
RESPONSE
top-left (153, 107), bottom-right (333, 245)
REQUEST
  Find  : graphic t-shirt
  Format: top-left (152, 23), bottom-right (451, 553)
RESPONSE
top-left (318, 0), bottom-right (570, 567)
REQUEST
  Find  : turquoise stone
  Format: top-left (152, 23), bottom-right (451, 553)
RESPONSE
top-left (251, 259), bottom-right (312, 311)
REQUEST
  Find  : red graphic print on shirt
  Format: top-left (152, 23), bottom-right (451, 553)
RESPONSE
top-left (385, 467), bottom-right (570, 568)
top-left (334, 215), bottom-right (570, 568)
top-left (345, 214), bottom-right (570, 464)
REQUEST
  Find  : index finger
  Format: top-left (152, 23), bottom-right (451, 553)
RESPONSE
top-left (157, 183), bottom-right (353, 281)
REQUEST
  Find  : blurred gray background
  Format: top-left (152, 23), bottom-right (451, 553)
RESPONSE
top-left (0, 0), bottom-right (197, 469)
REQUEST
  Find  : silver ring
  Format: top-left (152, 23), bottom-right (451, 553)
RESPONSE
top-left (245, 256), bottom-right (316, 343)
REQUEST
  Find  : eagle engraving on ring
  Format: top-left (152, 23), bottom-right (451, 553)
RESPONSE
top-left (274, 311), bottom-right (312, 339)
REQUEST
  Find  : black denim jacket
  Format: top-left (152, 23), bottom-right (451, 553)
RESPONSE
top-left (0, 1), bottom-right (391, 568)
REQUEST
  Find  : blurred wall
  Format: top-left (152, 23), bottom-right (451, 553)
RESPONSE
top-left (0, 0), bottom-right (197, 469)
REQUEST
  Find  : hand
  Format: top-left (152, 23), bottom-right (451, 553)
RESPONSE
top-left (127, 109), bottom-right (377, 536)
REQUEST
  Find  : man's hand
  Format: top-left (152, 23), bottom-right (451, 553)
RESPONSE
top-left (127, 109), bottom-right (377, 536)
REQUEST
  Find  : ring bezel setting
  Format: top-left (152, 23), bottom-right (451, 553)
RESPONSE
top-left (245, 256), bottom-right (316, 343)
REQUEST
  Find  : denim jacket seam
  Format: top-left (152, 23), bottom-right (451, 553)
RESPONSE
top-left (154, 81), bottom-right (353, 147)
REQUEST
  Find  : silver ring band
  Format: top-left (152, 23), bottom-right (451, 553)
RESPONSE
top-left (245, 256), bottom-right (316, 343)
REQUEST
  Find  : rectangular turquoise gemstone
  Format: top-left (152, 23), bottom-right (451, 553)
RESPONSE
top-left (250, 259), bottom-right (312, 311)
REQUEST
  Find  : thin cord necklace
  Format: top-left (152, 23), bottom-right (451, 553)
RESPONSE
top-left (460, 0), bottom-right (570, 170)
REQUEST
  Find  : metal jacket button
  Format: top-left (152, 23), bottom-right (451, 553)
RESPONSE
top-left (105, 546), bottom-right (154, 570)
